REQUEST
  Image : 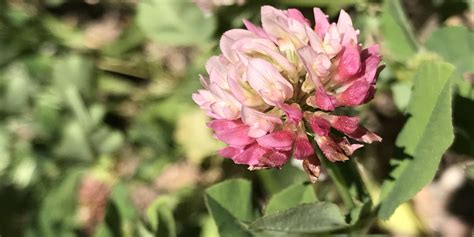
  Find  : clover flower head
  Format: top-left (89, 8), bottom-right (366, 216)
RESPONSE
top-left (192, 6), bottom-right (383, 182)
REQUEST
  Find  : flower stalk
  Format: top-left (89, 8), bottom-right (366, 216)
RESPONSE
top-left (303, 119), bottom-right (371, 210)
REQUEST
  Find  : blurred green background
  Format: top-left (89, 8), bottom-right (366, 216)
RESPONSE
top-left (0, 0), bottom-right (473, 236)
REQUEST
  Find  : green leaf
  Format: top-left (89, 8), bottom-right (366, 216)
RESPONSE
top-left (425, 26), bottom-right (474, 99)
top-left (146, 195), bottom-right (178, 237)
top-left (200, 215), bottom-right (219, 237)
top-left (55, 121), bottom-right (94, 161)
top-left (102, 22), bottom-right (145, 56)
top-left (137, 0), bottom-right (216, 46)
top-left (98, 74), bottom-right (136, 96)
top-left (205, 179), bottom-right (256, 237)
top-left (103, 201), bottom-right (123, 237)
top-left (391, 81), bottom-right (412, 111)
top-left (466, 164), bottom-right (474, 180)
top-left (249, 202), bottom-right (348, 234)
top-left (155, 205), bottom-right (176, 237)
top-left (3, 63), bottom-right (34, 113)
top-left (90, 127), bottom-right (124, 155)
top-left (0, 128), bottom-right (11, 175)
top-left (53, 54), bottom-right (93, 98)
top-left (257, 165), bottom-right (308, 195)
top-left (11, 155), bottom-right (37, 188)
top-left (34, 90), bottom-right (63, 139)
top-left (39, 170), bottom-right (83, 237)
top-left (110, 183), bottom-right (138, 221)
top-left (265, 183), bottom-right (317, 215)
top-left (42, 16), bottom-right (86, 49)
top-left (379, 61), bottom-right (455, 219)
top-left (425, 26), bottom-right (474, 77)
top-left (381, 0), bottom-right (418, 61)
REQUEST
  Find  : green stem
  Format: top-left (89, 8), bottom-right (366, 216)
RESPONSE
top-left (310, 134), bottom-right (356, 209)
top-left (303, 120), bottom-right (371, 210)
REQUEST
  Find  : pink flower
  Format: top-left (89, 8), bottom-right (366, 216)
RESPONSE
top-left (192, 6), bottom-right (383, 182)
top-left (246, 58), bottom-right (294, 106)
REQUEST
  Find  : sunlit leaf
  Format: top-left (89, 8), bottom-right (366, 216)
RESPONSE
top-left (3, 63), bottom-right (34, 113)
top-left (205, 179), bottom-right (256, 237)
top-left (250, 202), bottom-right (348, 234)
top-left (425, 26), bottom-right (474, 99)
top-left (257, 164), bottom-right (308, 195)
top-left (391, 81), bottom-right (412, 111)
top-left (38, 170), bottom-right (83, 237)
top-left (379, 61), bottom-right (455, 219)
top-left (265, 183), bottom-right (317, 215)
top-left (55, 121), bottom-right (94, 161)
top-left (381, 0), bottom-right (418, 61)
top-left (425, 26), bottom-right (474, 77)
top-left (146, 195), bottom-right (178, 236)
top-left (53, 54), bottom-right (93, 98)
top-left (466, 164), bottom-right (474, 180)
top-left (42, 16), bottom-right (86, 49)
top-left (200, 215), bottom-right (219, 237)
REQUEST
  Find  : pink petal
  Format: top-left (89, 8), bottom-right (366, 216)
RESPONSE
top-left (218, 146), bottom-right (243, 158)
top-left (208, 119), bottom-right (255, 146)
top-left (234, 38), bottom-right (296, 78)
top-left (327, 115), bottom-right (382, 144)
top-left (256, 130), bottom-right (295, 151)
top-left (346, 126), bottom-right (382, 144)
top-left (330, 116), bottom-right (360, 134)
top-left (260, 150), bottom-right (291, 168)
top-left (340, 27), bottom-right (358, 47)
top-left (293, 135), bottom-right (314, 160)
top-left (315, 88), bottom-right (336, 111)
top-left (260, 5), bottom-right (306, 48)
top-left (309, 116), bottom-right (331, 136)
top-left (220, 29), bottom-right (255, 63)
top-left (243, 19), bottom-right (276, 42)
top-left (336, 10), bottom-right (354, 35)
top-left (192, 89), bottom-right (215, 110)
top-left (246, 58), bottom-right (293, 106)
top-left (334, 137), bottom-right (364, 156)
top-left (233, 144), bottom-right (268, 166)
top-left (360, 44), bottom-right (382, 84)
top-left (297, 46), bottom-right (325, 87)
top-left (323, 24), bottom-right (343, 57)
top-left (278, 103), bottom-right (303, 123)
top-left (241, 106), bottom-right (282, 138)
top-left (209, 100), bottom-right (240, 120)
top-left (288, 9), bottom-right (309, 25)
top-left (261, 5), bottom-right (289, 39)
top-left (208, 119), bottom-right (241, 130)
top-left (363, 85), bottom-right (376, 104)
top-left (315, 135), bottom-right (349, 162)
top-left (335, 79), bottom-right (371, 107)
top-left (227, 74), bottom-right (264, 107)
top-left (305, 25), bottom-right (325, 54)
top-left (337, 43), bottom-right (361, 81)
top-left (313, 8), bottom-right (330, 38)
